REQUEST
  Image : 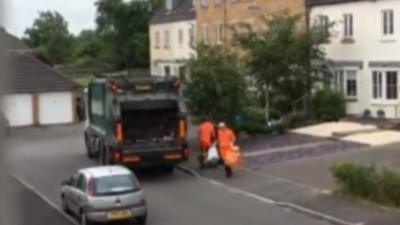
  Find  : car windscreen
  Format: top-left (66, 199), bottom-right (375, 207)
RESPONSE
top-left (94, 175), bottom-right (138, 196)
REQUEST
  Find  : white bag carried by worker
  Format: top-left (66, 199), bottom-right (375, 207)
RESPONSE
top-left (207, 142), bottom-right (220, 168)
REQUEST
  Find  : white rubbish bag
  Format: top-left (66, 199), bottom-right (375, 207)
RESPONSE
top-left (206, 143), bottom-right (220, 168)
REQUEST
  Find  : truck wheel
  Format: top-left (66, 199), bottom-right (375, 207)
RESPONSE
top-left (99, 143), bottom-right (110, 165)
top-left (85, 134), bottom-right (95, 159)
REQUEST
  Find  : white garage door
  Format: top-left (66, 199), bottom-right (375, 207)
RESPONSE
top-left (39, 92), bottom-right (74, 125)
top-left (3, 94), bottom-right (33, 126)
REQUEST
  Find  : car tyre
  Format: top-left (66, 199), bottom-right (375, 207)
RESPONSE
top-left (80, 212), bottom-right (92, 225)
top-left (61, 196), bottom-right (69, 214)
top-left (137, 214), bottom-right (147, 225)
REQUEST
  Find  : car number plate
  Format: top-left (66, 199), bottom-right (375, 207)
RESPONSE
top-left (107, 209), bottom-right (132, 220)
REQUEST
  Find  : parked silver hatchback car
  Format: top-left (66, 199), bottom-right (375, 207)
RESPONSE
top-left (61, 166), bottom-right (147, 225)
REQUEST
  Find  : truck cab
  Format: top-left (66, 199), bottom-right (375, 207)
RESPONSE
top-left (84, 75), bottom-right (189, 171)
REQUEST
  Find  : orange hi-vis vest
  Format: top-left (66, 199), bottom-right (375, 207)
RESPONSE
top-left (198, 121), bottom-right (215, 147)
top-left (218, 127), bottom-right (235, 159)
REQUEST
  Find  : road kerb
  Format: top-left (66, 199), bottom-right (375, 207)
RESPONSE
top-left (177, 165), bottom-right (363, 225)
top-left (8, 173), bottom-right (78, 225)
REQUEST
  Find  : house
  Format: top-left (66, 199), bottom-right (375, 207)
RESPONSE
top-left (150, 0), bottom-right (196, 78)
top-left (2, 30), bottom-right (78, 126)
top-left (307, 0), bottom-right (400, 119)
top-left (196, 0), bottom-right (307, 45)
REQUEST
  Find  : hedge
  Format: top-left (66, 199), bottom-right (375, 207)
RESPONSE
top-left (331, 162), bottom-right (400, 207)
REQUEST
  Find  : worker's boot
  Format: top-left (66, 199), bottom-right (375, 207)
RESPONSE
top-left (198, 155), bottom-right (205, 169)
top-left (225, 166), bottom-right (232, 178)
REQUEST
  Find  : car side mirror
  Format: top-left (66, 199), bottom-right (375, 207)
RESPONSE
top-left (61, 179), bottom-right (72, 186)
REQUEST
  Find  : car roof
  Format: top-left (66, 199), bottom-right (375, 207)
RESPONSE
top-left (79, 166), bottom-right (132, 178)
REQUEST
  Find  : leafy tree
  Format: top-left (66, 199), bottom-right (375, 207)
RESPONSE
top-left (238, 14), bottom-right (330, 122)
top-left (71, 29), bottom-right (108, 67)
top-left (95, 0), bottom-right (152, 70)
top-left (23, 11), bottom-right (73, 64)
top-left (183, 45), bottom-right (246, 125)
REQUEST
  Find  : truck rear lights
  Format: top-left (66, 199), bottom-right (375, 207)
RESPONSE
top-left (112, 150), bottom-right (122, 162)
top-left (164, 153), bottom-right (182, 160)
top-left (123, 155), bottom-right (141, 163)
top-left (178, 119), bottom-right (186, 139)
top-left (115, 122), bottom-right (124, 143)
top-left (107, 80), bottom-right (120, 92)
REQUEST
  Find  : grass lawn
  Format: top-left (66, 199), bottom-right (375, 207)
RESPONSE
top-left (73, 75), bottom-right (94, 87)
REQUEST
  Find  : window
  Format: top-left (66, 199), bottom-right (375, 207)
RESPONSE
top-left (318, 15), bottom-right (329, 38)
top-left (372, 70), bottom-right (398, 100)
top-left (203, 25), bottom-right (209, 44)
top-left (76, 174), bottom-right (86, 192)
top-left (94, 175), bottom-right (138, 196)
top-left (216, 24), bottom-right (224, 44)
top-left (346, 71), bottom-right (357, 97)
top-left (89, 83), bottom-right (104, 117)
top-left (164, 66), bottom-right (171, 77)
top-left (155, 31), bottom-right (160, 48)
top-left (164, 30), bottom-right (170, 48)
top-left (387, 71), bottom-right (398, 99)
top-left (189, 26), bottom-right (195, 47)
top-left (332, 69), bottom-right (357, 98)
top-left (178, 29), bottom-right (183, 45)
top-left (373, 71), bottom-right (383, 99)
top-left (382, 10), bottom-right (394, 35)
top-left (214, 0), bottom-right (222, 5)
top-left (343, 14), bottom-right (353, 38)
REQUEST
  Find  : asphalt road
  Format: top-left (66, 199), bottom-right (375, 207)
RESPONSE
top-left (5, 124), bottom-right (330, 225)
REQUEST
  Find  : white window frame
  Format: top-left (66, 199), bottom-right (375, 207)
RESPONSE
top-left (343, 13), bottom-right (353, 38)
top-left (178, 29), bottom-right (184, 46)
top-left (189, 25), bottom-right (196, 47)
top-left (372, 69), bottom-right (399, 102)
top-left (318, 15), bottom-right (329, 38)
top-left (382, 10), bottom-right (394, 36)
top-left (164, 30), bottom-right (170, 48)
top-left (332, 68), bottom-right (358, 99)
top-left (155, 31), bottom-right (160, 48)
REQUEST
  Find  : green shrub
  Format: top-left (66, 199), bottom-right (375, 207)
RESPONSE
top-left (331, 162), bottom-right (400, 207)
top-left (312, 89), bottom-right (345, 121)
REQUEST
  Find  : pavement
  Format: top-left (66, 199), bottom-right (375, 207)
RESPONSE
top-left (4, 124), bottom-right (334, 225)
top-left (292, 122), bottom-right (377, 138)
top-left (181, 123), bottom-right (400, 225)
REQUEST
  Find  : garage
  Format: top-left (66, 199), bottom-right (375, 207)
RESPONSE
top-left (3, 94), bottom-right (33, 126)
top-left (38, 92), bottom-right (74, 125)
top-left (4, 51), bottom-right (78, 127)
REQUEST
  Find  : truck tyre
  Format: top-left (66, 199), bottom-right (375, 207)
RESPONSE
top-left (85, 133), bottom-right (95, 159)
top-left (99, 143), bottom-right (110, 165)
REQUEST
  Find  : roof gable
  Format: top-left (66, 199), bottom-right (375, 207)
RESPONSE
top-left (150, 0), bottom-right (195, 25)
top-left (6, 52), bottom-right (77, 93)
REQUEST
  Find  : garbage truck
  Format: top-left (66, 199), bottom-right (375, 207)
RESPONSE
top-left (84, 75), bottom-right (189, 172)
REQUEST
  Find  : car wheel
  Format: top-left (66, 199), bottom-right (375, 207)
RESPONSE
top-left (80, 212), bottom-right (91, 225)
top-left (137, 214), bottom-right (147, 225)
top-left (61, 196), bottom-right (69, 214)
top-left (99, 143), bottom-right (108, 165)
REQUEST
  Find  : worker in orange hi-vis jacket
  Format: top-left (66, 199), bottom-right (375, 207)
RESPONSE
top-left (198, 117), bottom-right (215, 169)
top-left (217, 122), bottom-right (236, 178)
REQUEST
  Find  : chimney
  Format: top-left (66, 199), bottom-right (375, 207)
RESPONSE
top-left (166, 0), bottom-right (173, 11)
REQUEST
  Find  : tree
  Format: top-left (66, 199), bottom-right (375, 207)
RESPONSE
top-left (24, 11), bottom-right (73, 64)
top-left (183, 45), bottom-right (246, 125)
top-left (95, 0), bottom-right (152, 70)
top-left (71, 29), bottom-right (108, 67)
top-left (238, 14), bottom-right (330, 122)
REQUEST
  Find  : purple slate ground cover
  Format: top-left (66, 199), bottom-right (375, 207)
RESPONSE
top-left (244, 140), bottom-right (367, 169)
top-left (238, 132), bottom-right (325, 153)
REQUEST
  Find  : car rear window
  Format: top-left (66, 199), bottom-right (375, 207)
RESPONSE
top-left (94, 175), bottom-right (139, 196)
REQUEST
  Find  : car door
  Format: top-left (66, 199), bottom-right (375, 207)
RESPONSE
top-left (69, 173), bottom-right (86, 215)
